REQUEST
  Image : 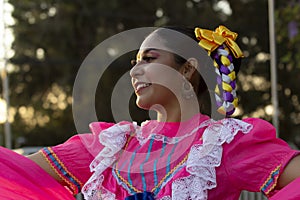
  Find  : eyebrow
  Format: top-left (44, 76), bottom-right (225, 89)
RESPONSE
top-left (136, 48), bottom-right (160, 60)
top-left (141, 48), bottom-right (159, 54)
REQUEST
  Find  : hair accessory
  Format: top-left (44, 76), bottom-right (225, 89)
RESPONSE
top-left (194, 26), bottom-right (243, 116)
top-left (194, 25), bottom-right (244, 58)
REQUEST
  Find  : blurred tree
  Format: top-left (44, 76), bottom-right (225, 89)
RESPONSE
top-left (3, 0), bottom-right (299, 147)
top-left (275, 0), bottom-right (300, 146)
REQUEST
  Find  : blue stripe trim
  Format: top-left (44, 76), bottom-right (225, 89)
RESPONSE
top-left (42, 147), bottom-right (81, 192)
top-left (160, 141), bottom-right (166, 157)
top-left (115, 141), bottom-right (142, 195)
top-left (153, 163), bottom-right (185, 195)
top-left (153, 160), bottom-right (159, 188)
top-left (118, 156), bottom-right (129, 171)
top-left (127, 150), bottom-right (137, 193)
top-left (112, 155), bottom-right (136, 195)
top-left (153, 140), bottom-right (167, 193)
top-left (166, 139), bottom-right (178, 174)
top-left (140, 137), bottom-right (155, 191)
top-left (261, 168), bottom-right (280, 193)
top-left (112, 166), bottom-right (135, 195)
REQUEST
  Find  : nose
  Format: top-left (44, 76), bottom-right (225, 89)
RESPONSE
top-left (130, 62), bottom-right (144, 78)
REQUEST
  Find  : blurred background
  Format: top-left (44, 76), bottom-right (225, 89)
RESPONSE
top-left (0, 0), bottom-right (299, 150)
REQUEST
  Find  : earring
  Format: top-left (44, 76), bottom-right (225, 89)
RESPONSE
top-left (182, 78), bottom-right (194, 100)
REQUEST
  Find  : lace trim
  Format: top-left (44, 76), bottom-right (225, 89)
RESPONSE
top-left (82, 118), bottom-right (252, 200)
top-left (137, 119), bottom-right (213, 145)
top-left (157, 196), bottom-right (172, 200)
top-left (172, 175), bottom-right (207, 200)
top-left (179, 118), bottom-right (253, 200)
top-left (81, 174), bottom-right (115, 200)
top-left (82, 123), bottom-right (133, 200)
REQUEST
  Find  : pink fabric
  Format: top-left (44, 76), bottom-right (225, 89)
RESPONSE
top-left (45, 133), bottom-right (95, 192)
top-left (43, 121), bottom-right (115, 192)
top-left (221, 118), bottom-right (299, 198)
top-left (43, 116), bottom-right (299, 199)
top-left (82, 122), bottom-right (115, 157)
top-left (269, 177), bottom-right (300, 200)
top-left (0, 146), bottom-right (75, 200)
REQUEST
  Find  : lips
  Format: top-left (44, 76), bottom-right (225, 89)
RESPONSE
top-left (134, 82), bottom-right (152, 93)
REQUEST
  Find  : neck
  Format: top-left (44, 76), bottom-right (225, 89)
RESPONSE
top-left (155, 97), bottom-right (200, 122)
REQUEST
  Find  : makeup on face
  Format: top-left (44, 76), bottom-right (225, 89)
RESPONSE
top-left (130, 49), bottom-right (170, 96)
top-left (133, 49), bottom-right (161, 65)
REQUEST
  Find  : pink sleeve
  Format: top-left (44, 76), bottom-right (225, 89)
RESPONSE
top-left (223, 118), bottom-right (300, 198)
top-left (40, 122), bottom-right (114, 195)
top-left (269, 177), bottom-right (300, 200)
top-left (0, 147), bottom-right (75, 200)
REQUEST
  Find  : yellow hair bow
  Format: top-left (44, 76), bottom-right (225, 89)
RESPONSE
top-left (194, 25), bottom-right (244, 58)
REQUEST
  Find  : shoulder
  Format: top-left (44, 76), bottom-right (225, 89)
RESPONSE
top-left (220, 118), bottom-right (298, 194)
top-left (220, 117), bottom-right (296, 177)
top-left (223, 117), bottom-right (288, 154)
top-left (88, 121), bottom-right (116, 135)
top-left (242, 117), bottom-right (276, 135)
top-left (223, 117), bottom-right (278, 144)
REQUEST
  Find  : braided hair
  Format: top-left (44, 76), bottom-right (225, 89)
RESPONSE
top-left (156, 25), bottom-right (243, 117)
top-left (211, 44), bottom-right (239, 116)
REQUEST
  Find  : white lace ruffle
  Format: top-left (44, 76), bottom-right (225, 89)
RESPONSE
top-left (81, 174), bottom-right (115, 200)
top-left (82, 123), bottom-right (133, 200)
top-left (172, 175), bottom-right (207, 200)
top-left (82, 118), bottom-right (253, 200)
top-left (178, 118), bottom-right (253, 200)
top-left (136, 119), bottom-right (213, 145)
top-left (157, 195), bottom-right (172, 200)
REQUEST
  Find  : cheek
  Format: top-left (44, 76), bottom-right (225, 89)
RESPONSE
top-left (135, 85), bottom-right (175, 110)
top-left (146, 65), bottom-right (182, 94)
top-left (153, 85), bottom-right (179, 106)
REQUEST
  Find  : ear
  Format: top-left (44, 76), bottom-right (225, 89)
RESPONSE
top-left (179, 58), bottom-right (198, 80)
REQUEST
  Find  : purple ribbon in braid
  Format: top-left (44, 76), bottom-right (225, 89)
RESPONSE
top-left (194, 26), bottom-right (244, 116)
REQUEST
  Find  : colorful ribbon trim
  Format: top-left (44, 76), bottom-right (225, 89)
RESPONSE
top-left (40, 147), bottom-right (82, 194)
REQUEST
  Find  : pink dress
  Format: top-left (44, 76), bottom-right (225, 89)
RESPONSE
top-left (39, 114), bottom-right (299, 200)
top-left (0, 146), bottom-right (75, 200)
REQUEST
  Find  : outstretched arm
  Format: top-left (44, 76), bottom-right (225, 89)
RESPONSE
top-left (28, 151), bottom-right (65, 184)
top-left (277, 154), bottom-right (300, 188)
top-left (26, 135), bottom-right (96, 195)
top-left (0, 146), bottom-right (75, 199)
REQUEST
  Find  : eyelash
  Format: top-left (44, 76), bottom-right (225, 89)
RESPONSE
top-left (131, 56), bottom-right (156, 66)
top-left (142, 56), bottom-right (155, 62)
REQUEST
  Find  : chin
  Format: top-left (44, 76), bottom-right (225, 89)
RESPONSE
top-left (136, 99), bottom-right (152, 110)
top-left (136, 103), bottom-right (151, 111)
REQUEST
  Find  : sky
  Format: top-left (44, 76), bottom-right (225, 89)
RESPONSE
top-left (0, 0), bottom-right (14, 70)
top-left (0, 0), bottom-right (14, 123)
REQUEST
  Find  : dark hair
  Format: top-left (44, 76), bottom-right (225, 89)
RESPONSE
top-left (153, 26), bottom-right (243, 116)
top-left (161, 26), bottom-right (241, 73)
top-left (151, 26), bottom-right (211, 115)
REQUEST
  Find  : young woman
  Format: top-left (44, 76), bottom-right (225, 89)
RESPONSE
top-left (1, 25), bottom-right (300, 200)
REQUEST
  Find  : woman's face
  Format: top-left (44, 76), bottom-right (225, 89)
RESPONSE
top-left (130, 32), bottom-right (184, 110)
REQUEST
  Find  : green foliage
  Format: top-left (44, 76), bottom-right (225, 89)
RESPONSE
top-left (2, 0), bottom-right (300, 148)
top-left (275, 0), bottom-right (300, 143)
